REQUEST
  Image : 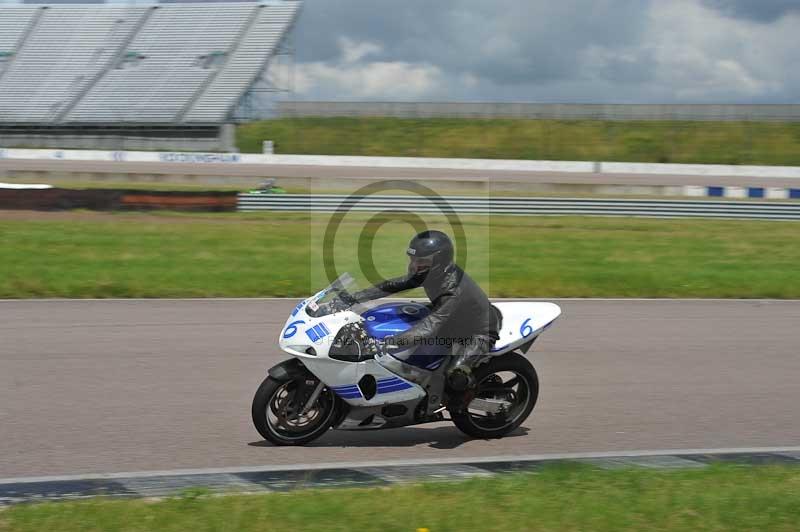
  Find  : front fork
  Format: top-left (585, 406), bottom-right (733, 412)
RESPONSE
top-left (299, 381), bottom-right (325, 416)
top-left (268, 358), bottom-right (328, 419)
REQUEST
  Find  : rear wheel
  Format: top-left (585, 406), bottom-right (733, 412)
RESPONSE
top-left (450, 352), bottom-right (539, 439)
top-left (251, 376), bottom-right (338, 446)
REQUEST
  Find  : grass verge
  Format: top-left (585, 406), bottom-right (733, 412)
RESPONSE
top-left (2, 464), bottom-right (799, 532)
top-left (237, 117), bottom-right (800, 166)
top-left (1, 212), bottom-right (798, 299)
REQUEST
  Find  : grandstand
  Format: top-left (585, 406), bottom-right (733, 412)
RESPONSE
top-left (0, 1), bottom-right (300, 150)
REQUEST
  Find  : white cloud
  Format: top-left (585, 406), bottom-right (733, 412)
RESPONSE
top-left (338, 37), bottom-right (382, 64)
top-left (645, 0), bottom-right (788, 100)
top-left (296, 61), bottom-right (443, 99)
top-left (293, 0), bottom-right (800, 102)
top-left (574, 0), bottom-right (789, 101)
top-left (295, 38), bottom-right (443, 99)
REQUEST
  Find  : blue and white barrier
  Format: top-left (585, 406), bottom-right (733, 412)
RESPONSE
top-left (684, 185), bottom-right (800, 200)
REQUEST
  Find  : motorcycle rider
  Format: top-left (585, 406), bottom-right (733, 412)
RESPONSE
top-left (347, 230), bottom-right (500, 412)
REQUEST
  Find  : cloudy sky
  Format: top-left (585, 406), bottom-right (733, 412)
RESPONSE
top-left (290, 0), bottom-right (800, 103)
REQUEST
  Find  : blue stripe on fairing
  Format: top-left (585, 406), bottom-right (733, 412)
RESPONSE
top-left (377, 378), bottom-right (407, 386)
top-left (790, 189), bottom-right (800, 199)
top-left (378, 382), bottom-right (413, 391)
top-left (377, 383), bottom-right (413, 394)
top-left (336, 393), bottom-right (361, 399)
top-left (377, 388), bottom-right (412, 395)
top-left (377, 382), bottom-right (410, 390)
top-left (332, 377), bottom-right (412, 397)
top-left (334, 388), bottom-right (361, 395)
top-left (707, 186), bottom-right (724, 197)
top-left (748, 187), bottom-right (765, 198)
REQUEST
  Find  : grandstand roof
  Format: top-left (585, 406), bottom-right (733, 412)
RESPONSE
top-left (0, 1), bottom-right (300, 125)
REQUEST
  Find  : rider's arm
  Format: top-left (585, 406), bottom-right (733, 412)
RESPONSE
top-left (349, 274), bottom-right (423, 303)
top-left (388, 289), bottom-right (458, 349)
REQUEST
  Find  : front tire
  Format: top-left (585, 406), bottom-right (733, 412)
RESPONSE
top-left (450, 352), bottom-right (539, 439)
top-left (251, 376), bottom-right (338, 446)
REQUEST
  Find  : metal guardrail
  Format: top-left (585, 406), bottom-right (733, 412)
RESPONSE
top-left (238, 194), bottom-right (800, 221)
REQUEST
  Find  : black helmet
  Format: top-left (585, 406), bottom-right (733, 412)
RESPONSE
top-left (406, 230), bottom-right (454, 275)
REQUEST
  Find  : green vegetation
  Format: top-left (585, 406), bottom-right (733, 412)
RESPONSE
top-left (3, 464), bottom-right (800, 532)
top-left (237, 117), bottom-right (800, 166)
top-left (1, 212), bottom-right (798, 299)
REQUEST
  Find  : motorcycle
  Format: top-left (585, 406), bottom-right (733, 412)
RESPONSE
top-left (252, 273), bottom-right (561, 445)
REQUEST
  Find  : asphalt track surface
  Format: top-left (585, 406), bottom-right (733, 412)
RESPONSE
top-left (2, 158), bottom-right (799, 188)
top-left (1, 299), bottom-right (799, 479)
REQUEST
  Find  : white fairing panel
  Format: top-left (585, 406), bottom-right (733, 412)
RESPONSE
top-left (491, 302), bottom-right (561, 355)
top-left (304, 358), bottom-right (426, 406)
top-left (277, 294), bottom-right (426, 406)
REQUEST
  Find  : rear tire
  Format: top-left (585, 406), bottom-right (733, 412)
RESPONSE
top-left (450, 352), bottom-right (539, 439)
top-left (251, 376), bottom-right (338, 446)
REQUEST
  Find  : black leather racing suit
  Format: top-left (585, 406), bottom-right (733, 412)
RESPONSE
top-left (352, 264), bottom-right (501, 381)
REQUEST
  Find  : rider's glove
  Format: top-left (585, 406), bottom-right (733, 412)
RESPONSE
top-left (338, 291), bottom-right (358, 306)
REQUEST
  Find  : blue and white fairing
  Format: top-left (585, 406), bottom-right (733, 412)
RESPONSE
top-left (277, 275), bottom-right (561, 407)
top-left (362, 300), bottom-right (562, 360)
top-left (490, 301), bottom-right (561, 353)
top-left (278, 282), bottom-right (428, 407)
top-left (361, 302), bottom-right (447, 371)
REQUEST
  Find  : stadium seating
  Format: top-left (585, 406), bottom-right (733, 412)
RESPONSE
top-left (0, 6), bottom-right (39, 83)
top-left (0, 6), bottom-right (38, 56)
top-left (0, 6), bottom-right (149, 122)
top-left (0, 2), bottom-right (300, 125)
top-left (184, 3), bottom-right (299, 123)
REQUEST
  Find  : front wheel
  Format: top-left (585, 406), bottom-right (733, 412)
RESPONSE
top-left (251, 376), bottom-right (338, 446)
top-left (450, 352), bottom-right (539, 439)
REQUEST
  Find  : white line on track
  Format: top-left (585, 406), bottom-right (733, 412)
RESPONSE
top-left (1, 446), bottom-right (799, 485)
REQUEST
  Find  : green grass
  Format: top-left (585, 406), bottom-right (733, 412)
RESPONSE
top-left (1, 212), bottom-right (799, 299)
top-left (237, 117), bottom-right (800, 166)
top-left (2, 464), bottom-right (800, 532)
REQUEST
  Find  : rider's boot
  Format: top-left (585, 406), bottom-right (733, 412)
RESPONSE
top-left (444, 352), bottom-right (478, 413)
top-left (443, 335), bottom-right (496, 413)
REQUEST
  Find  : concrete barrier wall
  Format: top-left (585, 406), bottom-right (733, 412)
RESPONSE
top-left (0, 124), bottom-right (235, 151)
top-left (277, 102), bottom-right (800, 122)
top-left (2, 148), bottom-right (800, 180)
top-left (0, 134), bottom-right (223, 151)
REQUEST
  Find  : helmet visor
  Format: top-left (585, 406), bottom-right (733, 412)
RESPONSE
top-left (408, 255), bottom-right (434, 275)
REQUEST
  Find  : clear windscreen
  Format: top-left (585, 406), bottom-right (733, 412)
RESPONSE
top-left (306, 273), bottom-right (360, 317)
